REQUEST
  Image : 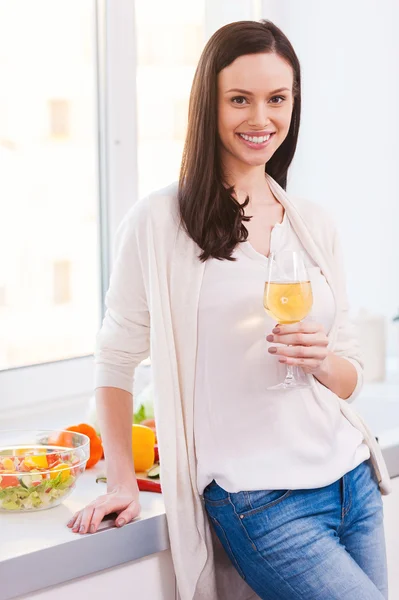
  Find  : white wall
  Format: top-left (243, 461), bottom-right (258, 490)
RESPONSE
top-left (262, 0), bottom-right (399, 355)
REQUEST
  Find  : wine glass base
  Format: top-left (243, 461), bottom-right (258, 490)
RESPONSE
top-left (267, 381), bottom-right (312, 390)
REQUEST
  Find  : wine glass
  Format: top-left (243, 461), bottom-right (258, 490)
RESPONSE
top-left (263, 250), bottom-right (313, 390)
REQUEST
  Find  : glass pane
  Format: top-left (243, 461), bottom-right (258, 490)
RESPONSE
top-left (135, 0), bottom-right (205, 199)
top-left (0, 0), bottom-right (101, 370)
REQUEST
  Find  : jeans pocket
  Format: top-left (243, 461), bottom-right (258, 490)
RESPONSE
top-left (240, 489), bottom-right (293, 517)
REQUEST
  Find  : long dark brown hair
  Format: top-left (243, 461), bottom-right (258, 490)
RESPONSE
top-left (178, 20), bottom-right (301, 262)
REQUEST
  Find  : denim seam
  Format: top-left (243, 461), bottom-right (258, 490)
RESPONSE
top-left (229, 497), bottom-right (303, 600)
top-left (228, 496), bottom-right (258, 552)
top-left (203, 496), bottom-right (231, 507)
top-left (209, 514), bottom-right (247, 581)
top-left (237, 490), bottom-right (293, 519)
top-left (343, 474), bottom-right (352, 519)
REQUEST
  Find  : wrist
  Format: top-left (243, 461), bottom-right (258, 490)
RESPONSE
top-left (105, 461), bottom-right (138, 492)
top-left (107, 478), bottom-right (140, 495)
top-left (313, 351), bottom-right (332, 380)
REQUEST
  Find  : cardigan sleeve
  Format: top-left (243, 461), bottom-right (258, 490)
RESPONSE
top-left (331, 226), bottom-right (364, 403)
top-left (94, 198), bottom-right (151, 394)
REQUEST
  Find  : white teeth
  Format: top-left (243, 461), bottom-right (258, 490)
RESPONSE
top-left (239, 133), bottom-right (272, 143)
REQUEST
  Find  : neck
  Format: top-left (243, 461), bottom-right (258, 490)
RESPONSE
top-left (223, 161), bottom-right (275, 207)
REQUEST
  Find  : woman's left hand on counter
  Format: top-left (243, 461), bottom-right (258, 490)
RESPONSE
top-left (266, 321), bottom-right (329, 375)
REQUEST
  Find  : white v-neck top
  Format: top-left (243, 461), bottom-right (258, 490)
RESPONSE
top-left (194, 211), bottom-right (370, 494)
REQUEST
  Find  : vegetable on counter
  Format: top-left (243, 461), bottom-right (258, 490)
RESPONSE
top-left (65, 424), bottom-right (103, 469)
top-left (96, 473), bottom-right (162, 494)
top-left (132, 424), bottom-right (155, 472)
top-left (147, 464), bottom-right (160, 479)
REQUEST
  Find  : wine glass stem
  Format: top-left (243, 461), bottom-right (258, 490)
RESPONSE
top-left (284, 345), bottom-right (296, 385)
top-left (285, 364), bottom-right (295, 383)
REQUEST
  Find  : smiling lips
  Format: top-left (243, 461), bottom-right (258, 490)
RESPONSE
top-left (237, 131), bottom-right (276, 148)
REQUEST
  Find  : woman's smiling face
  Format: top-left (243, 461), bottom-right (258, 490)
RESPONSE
top-left (217, 52), bottom-right (295, 171)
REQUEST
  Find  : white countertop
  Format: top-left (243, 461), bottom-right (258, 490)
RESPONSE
top-left (0, 460), bottom-right (168, 600)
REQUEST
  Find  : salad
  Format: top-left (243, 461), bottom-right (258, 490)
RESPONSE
top-left (0, 446), bottom-right (85, 511)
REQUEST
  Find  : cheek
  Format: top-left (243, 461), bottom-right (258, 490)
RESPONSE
top-left (218, 106), bottom-right (241, 136)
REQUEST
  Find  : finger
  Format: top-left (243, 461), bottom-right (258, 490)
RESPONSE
top-left (279, 356), bottom-right (322, 370)
top-left (89, 495), bottom-right (139, 533)
top-left (270, 345), bottom-right (327, 360)
top-left (267, 332), bottom-right (328, 347)
top-left (115, 500), bottom-right (141, 528)
top-left (67, 511), bottom-right (80, 528)
top-left (78, 506), bottom-right (96, 534)
top-left (72, 514), bottom-right (83, 533)
top-left (272, 321), bottom-right (323, 335)
top-left (86, 505), bottom-right (110, 533)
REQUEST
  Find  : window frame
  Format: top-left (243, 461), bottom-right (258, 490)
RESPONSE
top-left (0, 0), bottom-right (139, 413)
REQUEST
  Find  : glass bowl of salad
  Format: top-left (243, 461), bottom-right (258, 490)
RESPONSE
top-left (0, 429), bottom-right (90, 512)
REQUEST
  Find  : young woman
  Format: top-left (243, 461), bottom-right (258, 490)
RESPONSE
top-left (67, 20), bottom-right (391, 600)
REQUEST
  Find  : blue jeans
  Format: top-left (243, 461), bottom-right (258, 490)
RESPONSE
top-left (203, 458), bottom-right (388, 599)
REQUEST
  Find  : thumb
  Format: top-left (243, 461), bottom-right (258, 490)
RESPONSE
top-left (115, 499), bottom-right (141, 527)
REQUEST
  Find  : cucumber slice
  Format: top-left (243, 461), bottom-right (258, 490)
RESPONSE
top-left (147, 464), bottom-right (160, 479)
top-left (20, 472), bottom-right (43, 489)
top-left (20, 475), bottom-right (32, 489)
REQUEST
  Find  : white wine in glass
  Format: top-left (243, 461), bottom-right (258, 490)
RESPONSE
top-left (263, 250), bottom-right (313, 389)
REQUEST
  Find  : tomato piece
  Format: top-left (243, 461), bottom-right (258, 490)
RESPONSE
top-left (46, 453), bottom-right (60, 468)
top-left (0, 475), bottom-right (19, 489)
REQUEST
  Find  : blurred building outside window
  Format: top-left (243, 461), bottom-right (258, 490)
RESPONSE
top-left (0, 0), bottom-right (101, 372)
top-left (135, 0), bottom-right (206, 199)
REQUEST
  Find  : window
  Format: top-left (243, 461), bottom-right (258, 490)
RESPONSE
top-left (0, 286), bottom-right (6, 307)
top-left (49, 99), bottom-right (71, 138)
top-left (53, 260), bottom-right (72, 305)
top-left (0, 0), bottom-right (263, 411)
top-left (135, 0), bottom-right (206, 199)
top-left (0, 1), bottom-right (101, 387)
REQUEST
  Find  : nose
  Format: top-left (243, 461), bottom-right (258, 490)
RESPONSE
top-left (247, 101), bottom-right (271, 128)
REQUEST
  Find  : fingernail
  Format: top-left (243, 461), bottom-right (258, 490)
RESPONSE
top-left (117, 519), bottom-right (126, 527)
top-left (279, 357), bottom-right (287, 363)
top-left (273, 327), bottom-right (281, 334)
top-left (90, 524), bottom-right (96, 533)
top-left (79, 526), bottom-right (85, 533)
top-left (268, 347), bottom-right (277, 354)
top-left (266, 335), bottom-right (274, 342)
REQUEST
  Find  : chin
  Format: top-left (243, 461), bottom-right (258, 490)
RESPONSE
top-left (239, 153), bottom-right (270, 168)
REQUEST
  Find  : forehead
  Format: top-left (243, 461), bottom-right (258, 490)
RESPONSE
top-left (218, 52), bottom-right (293, 92)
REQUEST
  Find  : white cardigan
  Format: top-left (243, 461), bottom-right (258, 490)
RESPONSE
top-left (95, 174), bottom-right (392, 600)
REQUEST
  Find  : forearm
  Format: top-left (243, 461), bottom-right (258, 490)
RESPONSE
top-left (95, 386), bottom-right (138, 490)
top-left (313, 351), bottom-right (358, 400)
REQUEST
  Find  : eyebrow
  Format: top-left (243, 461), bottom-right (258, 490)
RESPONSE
top-left (225, 87), bottom-right (291, 95)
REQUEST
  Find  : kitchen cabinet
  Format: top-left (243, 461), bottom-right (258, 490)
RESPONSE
top-left (17, 551), bottom-right (177, 600)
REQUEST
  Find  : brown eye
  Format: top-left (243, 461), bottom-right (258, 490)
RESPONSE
top-left (270, 95), bottom-right (285, 104)
top-left (231, 96), bottom-right (247, 105)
